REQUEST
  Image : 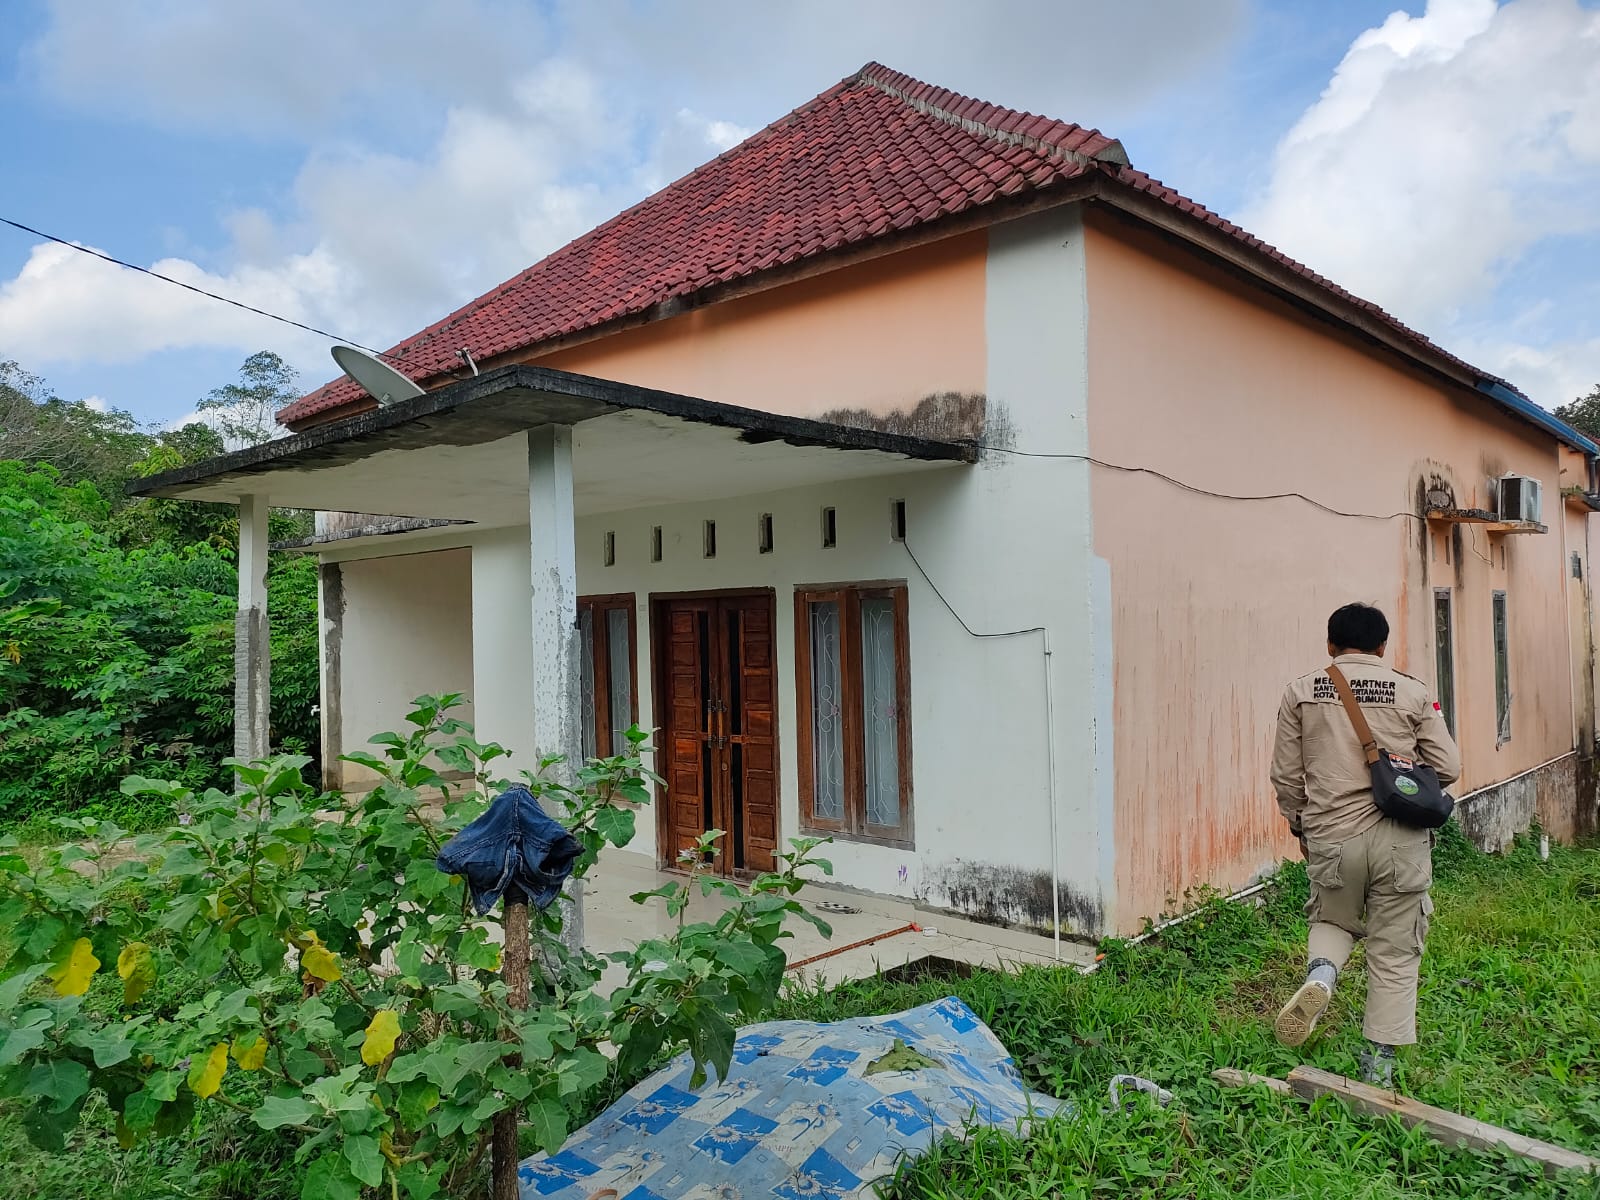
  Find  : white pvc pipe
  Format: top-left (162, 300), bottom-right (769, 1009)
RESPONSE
top-left (1042, 629), bottom-right (1061, 961)
top-left (1454, 750), bottom-right (1573, 802)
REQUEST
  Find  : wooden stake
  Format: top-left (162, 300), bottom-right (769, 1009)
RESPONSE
top-left (492, 895), bottom-right (531, 1200)
top-left (1287, 1065), bottom-right (1600, 1178)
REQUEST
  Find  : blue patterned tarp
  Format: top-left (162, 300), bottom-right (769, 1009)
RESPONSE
top-left (518, 996), bottom-right (1065, 1200)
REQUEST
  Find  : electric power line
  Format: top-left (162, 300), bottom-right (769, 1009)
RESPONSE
top-left (0, 214), bottom-right (411, 366)
top-left (979, 444), bottom-right (1426, 523)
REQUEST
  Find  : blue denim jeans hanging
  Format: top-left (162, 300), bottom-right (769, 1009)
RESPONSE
top-left (435, 785), bottom-right (583, 915)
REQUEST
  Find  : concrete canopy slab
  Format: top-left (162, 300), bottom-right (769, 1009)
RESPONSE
top-left (129, 364), bottom-right (976, 525)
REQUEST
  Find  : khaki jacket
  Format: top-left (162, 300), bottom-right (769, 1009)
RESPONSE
top-left (1271, 653), bottom-right (1461, 843)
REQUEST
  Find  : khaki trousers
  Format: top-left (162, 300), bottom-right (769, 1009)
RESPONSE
top-left (1303, 818), bottom-right (1434, 1046)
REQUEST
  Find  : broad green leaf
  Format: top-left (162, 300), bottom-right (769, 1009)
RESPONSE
top-left (25, 1058), bottom-right (90, 1113)
top-left (394, 936), bottom-right (424, 979)
top-left (122, 1088), bottom-right (164, 1132)
top-left (302, 1152), bottom-right (362, 1200)
top-left (254, 1093), bottom-right (319, 1130)
top-left (593, 805), bottom-right (635, 848)
top-left (711, 939), bottom-right (769, 977)
top-left (360, 1010), bottom-right (401, 1066)
top-left (0, 1009), bottom-right (52, 1066)
top-left (396, 1079), bottom-right (440, 1128)
top-left (187, 1042), bottom-right (228, 1099)
top-left (307, 1065), bottom-right (373, 1114)
top-left (0, 965), bottom-right (47, 1012)
top-left (396, 1161), bottom-right (443, 1200)
top-left (554, 1047), bottom-right (608, 1098)
top-left (70, 1025), bottom-right (136, 1069)
top-left (152, 1091), bottom-right (196, 1138)
top-left (344, 1134), bottom-right (385, 1188)
top-left (21, 915), bottom-right (65, 960)
top-left (21, 1095), bottom-right (83, 1151)
top-left (525, 1097), bottom-right (568, 1156)
top-left (47, 937), bottom-right (99, 996)
top-left (116, 941), bottom-right (155, 1005)
top-left (146, 1070), bottom-right (182, 1102)
top-left (469, 1091), bottom-right (509, 1121)
top-left (384, 1050), bottom-right (430, 1085)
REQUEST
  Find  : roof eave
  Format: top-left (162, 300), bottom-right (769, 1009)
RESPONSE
top-left (135, 364), bottom-right (977, 501)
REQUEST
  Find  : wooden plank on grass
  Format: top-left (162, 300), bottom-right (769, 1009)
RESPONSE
top-left (1287, 1065), bottom-right (1600, 1178)
top-left (1212, 1069), bottom-right (1291, 1095)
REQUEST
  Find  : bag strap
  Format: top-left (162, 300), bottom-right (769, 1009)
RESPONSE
top-left (1326, 664), bottom-right (1382, 766)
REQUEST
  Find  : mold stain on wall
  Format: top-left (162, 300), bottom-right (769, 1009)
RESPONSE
top-left (919, 860), bottom-right (1102, 936)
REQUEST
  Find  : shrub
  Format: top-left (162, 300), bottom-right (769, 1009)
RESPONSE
top-left (0, 696), bottom-right (831, 1198)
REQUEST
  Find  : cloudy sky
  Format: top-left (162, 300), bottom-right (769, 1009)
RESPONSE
top-left (1, 0), bottom-right (1597, 429)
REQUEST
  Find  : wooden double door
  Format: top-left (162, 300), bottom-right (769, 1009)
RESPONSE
top-left (653, 591), bottom-right (778, 875)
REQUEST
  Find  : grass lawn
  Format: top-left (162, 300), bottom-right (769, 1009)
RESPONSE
top-left (4, 824), bottom-right (1598, 1199)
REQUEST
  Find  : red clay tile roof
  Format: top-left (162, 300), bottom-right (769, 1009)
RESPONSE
top-left (278, 63), bottom-right (1126, 426)
top-left (279, 61), bottom-right (1520, 429)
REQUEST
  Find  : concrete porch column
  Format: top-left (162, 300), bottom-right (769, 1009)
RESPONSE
top-left (234, 494), bottom-right (271, 762)
top-left (468, 427), bottom-right (585, 950)
top-left (528, 426), bottom-right (585, 952)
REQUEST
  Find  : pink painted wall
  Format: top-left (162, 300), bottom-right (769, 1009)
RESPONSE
top-left (533, 233), bottom-right (988, 420)
top-left (1084, 213), bottom-right (1575, 929)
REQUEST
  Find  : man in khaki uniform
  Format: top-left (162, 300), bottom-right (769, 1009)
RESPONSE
top-left (1270, 603), bottom-right (1460, 1085)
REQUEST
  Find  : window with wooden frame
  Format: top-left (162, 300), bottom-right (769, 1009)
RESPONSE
top-left (794, 584), bottom-right (912, 844)
top-left (577, 594), bottom-right (638, 760)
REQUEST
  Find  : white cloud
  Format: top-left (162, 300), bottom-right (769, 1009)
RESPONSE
top-left (6, 0), bottom-right (1248, 401)
top-left (0, 240), bottom-right (333, 371)
top-left (80, 394), bottom-right (108, 412)
top-left (29, 0), bottom-right (553, 138)
top-left (1239, 0), bottom-right (1600, 408)
top-left (163, 409), bottom-right (206, 433)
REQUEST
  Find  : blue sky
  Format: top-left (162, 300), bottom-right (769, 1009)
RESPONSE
top-left (1, 0), bottom-right (1597, 430)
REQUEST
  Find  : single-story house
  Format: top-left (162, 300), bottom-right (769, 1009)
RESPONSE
top-left (133, 63), bottom-right (1600, 938)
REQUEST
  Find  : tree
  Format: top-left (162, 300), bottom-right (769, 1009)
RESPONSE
top-left (0, 361), bottom-right (155, 493)
top-left (1554, 383), bottom-right (1600, 442)
top-left (196, 351), bottom-right (299, 447)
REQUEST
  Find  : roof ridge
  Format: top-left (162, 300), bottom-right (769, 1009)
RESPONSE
top-left (853, 61), bottom-right (1129, 169)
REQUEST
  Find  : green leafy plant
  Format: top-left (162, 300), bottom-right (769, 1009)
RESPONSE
top-left (0, 464), bottom-right (320, 829)
top-left (0, 695), bottom-right (831, 1198)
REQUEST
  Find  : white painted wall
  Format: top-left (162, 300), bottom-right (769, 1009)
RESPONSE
top-left (314, 207), bottom-right (1109, 933)
top-left (332, 548), bottom-right (474, 783)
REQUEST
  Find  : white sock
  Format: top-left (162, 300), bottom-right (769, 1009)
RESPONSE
top-left (1307, 959), bottom-right (1338, 991)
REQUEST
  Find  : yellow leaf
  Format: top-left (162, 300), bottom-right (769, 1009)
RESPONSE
top-left (302, 943), bottom-right (341, 983)
top-left (188, 1042), bottom-right (228, 1099)
top-left (2, 641), bottom-right (20, 665)
top-left (48, 938), bottom-right (100, 997)
top-left (231, 1033), bottom-right (269, 1071)
top-left (361, 1010), bottom-right (400, 1066)
top-left (115, 1115), bottom-right (136, 1150)
top-left (116, 942), bottom-right (155, 1006)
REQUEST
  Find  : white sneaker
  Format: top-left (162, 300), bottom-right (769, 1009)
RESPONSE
top-left (1274, 979), bottom-right (1332, 1047)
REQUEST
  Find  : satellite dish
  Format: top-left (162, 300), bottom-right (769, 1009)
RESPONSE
top-left (331, 346), bottom-right (425, 406)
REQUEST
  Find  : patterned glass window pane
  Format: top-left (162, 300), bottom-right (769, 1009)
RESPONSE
top-left (578, 608), bottom-right (597, 762)
top-left (808, 600), bottom-right (845, 821)
top-left (606, 608), bottom-right (632, 754)
top-left (860, 597), bottom-right (900, 828)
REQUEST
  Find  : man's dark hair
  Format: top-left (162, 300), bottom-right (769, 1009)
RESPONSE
top-left (1328, 603), bottom-right (1390, 653)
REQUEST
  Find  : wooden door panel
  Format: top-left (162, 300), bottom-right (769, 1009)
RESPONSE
top-left (655, 592), bottom-right (778, 875)
top-left (730, 597), bottom-right (777, 873)
top-left (660, 602), bottom-right (712, 862)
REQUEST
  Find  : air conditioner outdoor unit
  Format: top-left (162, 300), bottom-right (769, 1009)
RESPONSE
top-left (1497, 474), bottom-right (1543, 524)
